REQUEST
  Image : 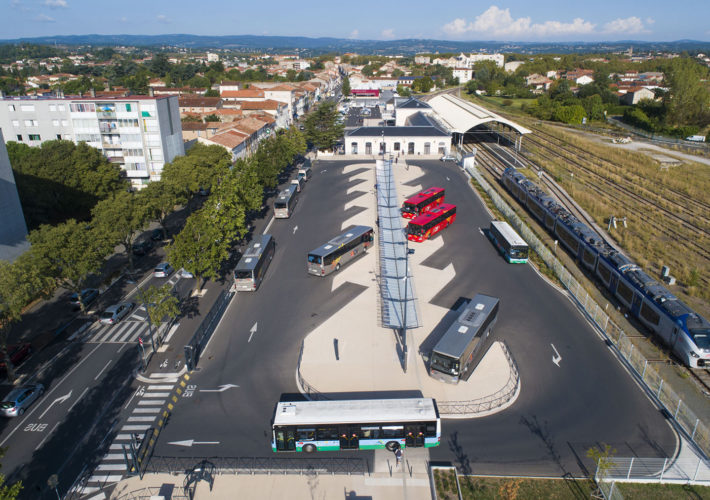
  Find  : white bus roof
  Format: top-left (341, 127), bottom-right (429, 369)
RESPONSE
top-left (273, 398), bottom-right (437, 426)
top-left (491, 220), bottom-right (527, 247)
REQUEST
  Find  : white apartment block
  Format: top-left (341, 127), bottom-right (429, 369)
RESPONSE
top-left (0, 94), bottom-right (184, 189)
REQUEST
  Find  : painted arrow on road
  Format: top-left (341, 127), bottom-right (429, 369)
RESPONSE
top-left (293, 225), bottom-right (299, 235)
top-left (199, 384), bottom-right (239, 393)
top-left (551, 344), bottom-right (562, 367)
top-left (167, 439), bottom-right (220, 447)
top-left (248, 322), bottom-right (258, 342)
top-left (39, 390), bottom-right (72, 419)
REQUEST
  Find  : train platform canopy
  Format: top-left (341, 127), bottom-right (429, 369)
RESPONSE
top-left (428, 94), bottom-right (531, 135)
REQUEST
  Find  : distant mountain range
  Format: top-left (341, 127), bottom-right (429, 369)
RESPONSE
top-left (1, 34), bottom-right (709, 54)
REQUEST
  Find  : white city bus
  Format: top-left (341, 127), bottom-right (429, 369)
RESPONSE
top-left (233, 234), bottom-right (276, 292)
top-left (488, 220), bottom-right (529, 264)
top-left (274, 184), bottom-right (298, 218)
top-left (307, 226), bottom-right (374, 276)
top-left (272, 398), bottom-right (441, 453)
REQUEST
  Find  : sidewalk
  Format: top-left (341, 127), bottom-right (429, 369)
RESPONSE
top-left (299, 160), bottom-right (518, 411)
top-left (111, 449), bottom-right (433, 500)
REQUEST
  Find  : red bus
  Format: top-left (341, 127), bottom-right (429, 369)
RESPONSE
top-left (401, 187), bottom-right (445, 219)
top-left (407, 203), bottom-right (457, 242)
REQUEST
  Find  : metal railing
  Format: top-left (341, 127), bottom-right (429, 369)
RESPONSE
top-left (463, 164), bottom-right (710, 458)
top-left (436, 341), bottom-right (520, 416)
top-left (184, 287), bottom-right (234, 371)
top-left (296, 340), bottom-right (329, 401)
top-left (144, 456), bottom-right (369, 476)
top-left (600, 456), bottom-right (710, 484)
top-left (113, 486), bottom-right (190, 500)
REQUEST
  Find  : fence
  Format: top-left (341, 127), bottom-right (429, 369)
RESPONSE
top-left (113, 486), bottom-right (190, 500)
top-left (463, 164), bottom-right (710, 459)
top-left (436, 341), bottom-right (520, 416)
top-left (606, 117), bottom-right (709, 151)
top-left (144, 456), bottom-right (369, 476)
top-left (184, 288), bottom-right (234, 371)
top-left (599, 456), bottom-right (710, 484)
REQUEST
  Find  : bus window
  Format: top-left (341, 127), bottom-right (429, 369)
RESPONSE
top-left (235, 270), bottom-right (253, 279)
top-left (307, 254), bottom-right (322, 264)
top-left (297, 428), bottom-right (316, 441)
top-left (430, 352), bottom-right (459, 376)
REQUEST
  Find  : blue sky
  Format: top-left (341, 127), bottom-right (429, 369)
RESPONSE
top-left (4, 0), bottom-right (710, 41)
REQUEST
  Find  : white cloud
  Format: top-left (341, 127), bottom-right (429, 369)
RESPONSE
top-left (603, 17), bottom-right (648, 34)
top-left (381, 28), bottom-right (395, 39)
top-left (35, 13), bottom-right (55, 22)
top-left (443, 6), bottom-right (595, 38)
top-left (156, 14), bottom-right (170, 23)
top-left (44, 0), bottom-right (67, 7)
top-left (349, 29), bottom-right (359, 39)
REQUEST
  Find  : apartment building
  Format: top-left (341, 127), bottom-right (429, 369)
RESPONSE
top-left (0, 93), bottom-right (184, 189)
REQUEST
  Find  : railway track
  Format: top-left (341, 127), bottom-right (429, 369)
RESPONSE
top-left (533, 133), bottom-right (710, 266)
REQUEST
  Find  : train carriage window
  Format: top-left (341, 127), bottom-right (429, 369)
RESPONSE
top-left (597, 262), bottom-right (612, 285)
top-left (640, 301), bottom-right (661, 326)
top-left (616, 280), bottom-right (634, 306)
top-left (582, 248), bottom-right (596, 266)
top-left (556, 225), bottom-right (579, 253)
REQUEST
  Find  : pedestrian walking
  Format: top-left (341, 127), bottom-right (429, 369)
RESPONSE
top-left (394, 447), bottom-right (403, 467)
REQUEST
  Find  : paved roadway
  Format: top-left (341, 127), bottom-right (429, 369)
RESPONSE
top-left (153, 158), bottom-right (677, 476)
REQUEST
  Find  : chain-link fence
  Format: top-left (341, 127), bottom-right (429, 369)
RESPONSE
top-left (464, 164), bottom-right (710, 458)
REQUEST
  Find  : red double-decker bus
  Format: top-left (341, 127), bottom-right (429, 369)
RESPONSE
top-left (401, 187), bottom-right (445, 219)
top-left (407, 203), bottom-right (457, 242)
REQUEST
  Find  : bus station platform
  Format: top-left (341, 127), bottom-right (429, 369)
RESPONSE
top-left (297, 160), bottom-right (519, 417)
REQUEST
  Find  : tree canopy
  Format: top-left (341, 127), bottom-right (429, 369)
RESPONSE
top-left (303, 101), bottom-right (343, 152)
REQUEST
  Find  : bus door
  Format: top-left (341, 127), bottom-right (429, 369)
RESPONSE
top-left (339, 426), bottom-right (359, 449)
top-left (275, 428), bottom-right (296, 451)
top-left (405, 424), bottom-right (426, 447)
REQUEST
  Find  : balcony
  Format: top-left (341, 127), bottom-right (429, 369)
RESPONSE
top-left (124, 169), bottom-right (149, 178)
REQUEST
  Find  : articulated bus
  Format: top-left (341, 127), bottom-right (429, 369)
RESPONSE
top-left (274, 184), bottom-right (298, 218)
top-left (429, 294), bottom-right (500, 384)
top-left (488, 220), bottom-right (529, 264)
top-left (407, 203), bottom-right (456, 242)
top-left (307, 226), bottom-right (374, 276)
top-left (272, 398), bottom-right (441, 453)
top-left (401, 187), bottom-right (445, 219)
top-left (233, 234), bottom-right (276, 291)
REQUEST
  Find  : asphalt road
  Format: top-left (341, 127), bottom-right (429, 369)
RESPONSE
top-left (152, 158), bottom-right (677, 476)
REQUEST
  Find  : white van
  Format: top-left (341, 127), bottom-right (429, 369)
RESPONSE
top-left (298, 165), bottom-right (312, 182)
top-left (291, 178), bottom-right (303, 192)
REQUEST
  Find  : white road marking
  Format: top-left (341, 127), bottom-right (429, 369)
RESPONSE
top-left (102, 453), bottom-right (125, 461)
top-left (121, 425), bottom-right (151, 432)
top-left (248, 322), bottom-right (258, 342)
top-left (94, 360), bottom-right (112, 381)
top-left (147, 385), bottom-right (173, 390)
top-left (263, 215), bottom-right (275, 233)
top-left (35, 422), bottom-right (60, 451)
top-left (87, 491), bottom-right (107, 499)
top-left (150, 372), bottom-right (181, 378)
top-left (116, 322), bottom-right (143, 343)
top-left (109, 444), bottom-right (124, 450)
top-left (143, 392), bottom-right (170, 398)
top-left (87, 474), bottom-right (122, 483)
top-left (127, 415), bottom-right (157, 423)
top-left (132, 407), bottom-right (162, 414)
top-left (551, 344), bottom-right (562, 367)
top-left (163, 323), bottom-right (180, 344)
top-left (114, 434), bottom-right (132, 441)
top-left (293, 225), bottom-right (299, 234)
top-left (95, 463), bottom-right (127, 471)
top-left (199, 384), bottom-right (239, 393)
top-left (138, 399), bottom-right (165, 406)
top-left (39, 390), bottom-right (72, 419)
top-left (67, 387), bottom-right (89, 414)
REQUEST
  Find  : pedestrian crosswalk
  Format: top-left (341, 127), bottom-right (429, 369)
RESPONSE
top-left (84, 306), bottom-right (152, 344)
top-left (71, 373), bottom-right (182, 499)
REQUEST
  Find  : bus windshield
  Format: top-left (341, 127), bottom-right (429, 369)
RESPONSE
top-left (235, 270), bottom-right (253, 279)
top-left (407, 224), bottom-right (424, 237)
top-left (274, 201), bottom-right (287, 209)
top-left (402, 202), bottom-right (416, 214)
top-left (307, 254), bottom-right (322, 264)
top-left (430, 352), bottom-right (459, 375)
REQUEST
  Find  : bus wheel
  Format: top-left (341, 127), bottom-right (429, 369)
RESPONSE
top-left (335, 263), bottom-right (341, 271)
top-left (386, 441), bottom-right (400, 452)
top-left (303, 444), bottom-right (317, 453)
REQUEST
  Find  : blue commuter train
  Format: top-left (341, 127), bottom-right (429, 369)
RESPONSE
top-left (501, 167), bottom-right (710, 368)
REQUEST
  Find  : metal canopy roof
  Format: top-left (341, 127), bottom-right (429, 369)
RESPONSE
top-left (428, 94), bottom-right (531, 135)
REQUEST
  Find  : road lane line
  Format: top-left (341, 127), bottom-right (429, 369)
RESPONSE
top-left (67, 387), bottom-right (90, 414)
top-left (116, 343), bottom-right (127, 354)
top-left (35, 422), bottom-right (60, 451)
top-left (0, 342), bottom-right (103, 447)
top-left (126, 272), bottom-right (154, 299)
top-left (94, 360), bottom-right (112, 381)
top-left (263, 215), bottom-right (275, 233)
top-left (162, 323), bottom-right (179, 344)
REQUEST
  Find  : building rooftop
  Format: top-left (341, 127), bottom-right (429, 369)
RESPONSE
top-left (346, 126), bottom-right (449, 137)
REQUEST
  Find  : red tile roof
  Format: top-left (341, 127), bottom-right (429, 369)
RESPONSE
top-left (221, 89), bottom-right (265, 98)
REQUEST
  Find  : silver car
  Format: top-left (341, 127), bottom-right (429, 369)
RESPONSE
top-left (154, 262), bottom-right (174, 278)
top-left (99, 302), bottom-right (135, 325)
top-left (1, 383), bottom-right (44, 417)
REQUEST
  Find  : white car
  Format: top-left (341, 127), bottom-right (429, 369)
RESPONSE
top-left (440, 155), bottom-right (456, 162)
top-left (154, 262), bottom-right (174, 278)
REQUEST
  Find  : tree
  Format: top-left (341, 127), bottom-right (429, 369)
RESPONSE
top-left (396, 85), bottom-right (411, 97)
top-left (161, 143), bottom-right (231, 202)
top-left (92, 190), bottom-right (151, 271)
top-left (27, 220), bottom-right (112, 313)
top-left (553, 104), bottom-right (586, 124)
top-left (6, 140), bottom-right (127, 229)
top-left (167, 209), bottom-right (231, 293)
top-left (231, 159), bottom-right (267, 212)
top-left (303, 101), bottom-right (344, 152)
top-left (139, 181), bottom-right (181, 240)
top-left (0, 257), bottom-right (48, 383)
top-left (135, 283), bottom-right (180, 348)
top-left (341, 76), bottom-right (351, 97)
top-left (412, 76), bottom-right (434, 93)
top-left (204, 88), bottom-right (219, 97)
top-left (0, 448), bottom-right (22, 499)
top-left (664, 57), bottom-right (710, 127)
top-left (582, 94), bottom-right (605, 121)
top-left (150, 53), bottom-right (171, 77)
top-left (587, 443), bottom-right (617, 496)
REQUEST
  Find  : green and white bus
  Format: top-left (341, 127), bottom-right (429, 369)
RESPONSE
top-left (488, 220), bottom-right (529, 264)
top-left (272, 398), bottom-right (441, 453)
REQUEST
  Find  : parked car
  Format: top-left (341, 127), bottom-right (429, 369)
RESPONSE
top-left (153, 262), bottom-right (174, 278)
top-left (440, 155), bottom-right (456, 162)
top-left (0, 343), bottom-right (32, 370)
top-left (132, 240), bottom-right (154, 256)
top-left (177, 268), bottom-right (195, 279)
top-left (99, 302), bottom-right (135, 325)
top-left (1, 383), bottom-right (44, 417)
top-left (69, 288), bottom-right (99, 309)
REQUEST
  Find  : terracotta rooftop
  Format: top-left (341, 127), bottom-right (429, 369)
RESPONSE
top-left (239, 99), bottom-right (284, 110)
top-left (208, 130), bottom-right (249, 149)
top-left (221, 89), bottom-right (265, 98)
top-left (178, 96), bottom-right (221, 107)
